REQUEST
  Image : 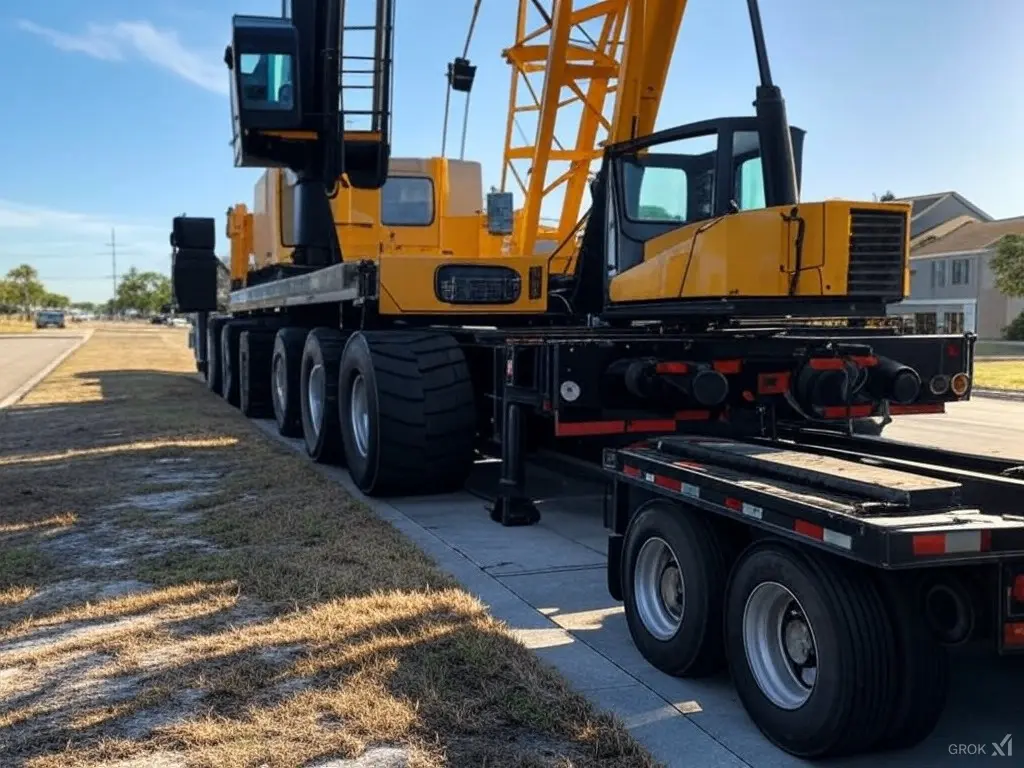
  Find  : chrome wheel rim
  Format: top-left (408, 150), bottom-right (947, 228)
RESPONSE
top-left (634, 537), bottom-right (685, 641)
top-left (307, 363), bottom-right (325, 436)
top-left (742, 581), bottom-right (818, 710)
top-left (350, 373), bottom-right (370, 457)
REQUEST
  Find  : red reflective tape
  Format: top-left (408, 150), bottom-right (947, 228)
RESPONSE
top-left (654, 474), bottom-right (681, 492)
top-left (656, 361), bottom-right (688, 374)
top-left (794, 519), bottom-right (824, 540)
top-left (821, 405), bottom-right (874, 419)
top-left (981, 530), bottom-right (992, 551)
top-left (850, 355), bottom-right (878, 367)
top-left (724, 497), bottom-right (742, 511)
top-left (1003, 622), bottom-right (1024, 647)
top-left (912, 534), bottom-right (946, 556)
top-left (626, 419), bottom-right (676, 433)
top-left (713, 359), bottom-right (742, 374)
top-left (808, 358), bottom-right (844, 371)
top-left (623, 465), bottom-right (641, 478)
top-left (555, 419), bottom-right (625, 436)
top-left (889, 403), bottom-right (945, 415)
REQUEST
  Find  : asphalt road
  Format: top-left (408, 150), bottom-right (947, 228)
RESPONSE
top-left (885, 396), bottom-right (1024, 460)
top-left (0, 333), bottom-right (84, 407)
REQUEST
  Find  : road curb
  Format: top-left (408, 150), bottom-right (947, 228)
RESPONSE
top-left (972, 388), bottom-right (1024, 402)
top-left (0, 330), bottom-right (95, 410)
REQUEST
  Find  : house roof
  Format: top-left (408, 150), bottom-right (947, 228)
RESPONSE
top-left (895, 191), bottom-right (993, 223)
top-left (910, 216), bottom-right (1024, 257)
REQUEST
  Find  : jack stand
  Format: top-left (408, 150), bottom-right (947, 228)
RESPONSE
top-left (488, 401), bottom-right (541, 526)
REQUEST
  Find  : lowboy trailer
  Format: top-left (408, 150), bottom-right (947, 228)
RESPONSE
top-left (603, 428), bottom-right (1024, 758)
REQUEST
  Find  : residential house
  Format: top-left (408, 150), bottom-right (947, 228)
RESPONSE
top-left (896, 191), bottom-right (993, 244)
top-left (887, 217), bottom-right (1024, 339)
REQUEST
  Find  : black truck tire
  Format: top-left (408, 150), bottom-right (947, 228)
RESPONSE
top-left (299, 327), bottom-right (346, 464)
top-left (239, 329), bottom-right (277, 418)
top-left (871, 574), bottom-right (950, 750)
top-left (205, 315), bottom-right (230, 396)
top-left (621, 500), bottom-right (733, 677)
top-left (220, 320), bottom-right (260, 407)
top-left (338, 330), bottom-right (476, 495)
top-left (724, 541), bottom-right (896, 759)
top-left (271, 327), bottom-right (308, 437)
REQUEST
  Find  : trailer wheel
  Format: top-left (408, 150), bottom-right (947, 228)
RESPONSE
top-left (271, 327), bottom-right (307, 437)
top-left (220, 320), bottom-right (259, 407)
top-left (299, 327), bottom-right (346, 464)
top-left (239, 329), bottom-right (276, 419)
top-left (872, 575), bottom-right (949, 750)
top-left (724, 541), bottom-right (895, 758)
top-left (338, 331), bottom-right (476, 495)
top-left (205, 316), bottom-right (229, 395)
top-left (621, 500), bottom-right (732, 677)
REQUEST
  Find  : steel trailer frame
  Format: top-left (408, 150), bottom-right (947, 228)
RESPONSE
top-left (602, 431), bottom-right (1024, 653)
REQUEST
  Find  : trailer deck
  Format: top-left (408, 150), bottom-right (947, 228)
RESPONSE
top-left (605, 434), bottom-right (1024, 570)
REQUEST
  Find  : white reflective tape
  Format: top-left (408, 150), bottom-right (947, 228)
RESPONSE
top-left (741, 503), bottom-right (763, 520)
top-left (681, 483), bottom-right (699, 499)
top-left (823, 528), bottom-right (853, 551)
top-left (644, 472), bottom-right (655, 483)
top-left (945, 530), bottom-right (982, 553)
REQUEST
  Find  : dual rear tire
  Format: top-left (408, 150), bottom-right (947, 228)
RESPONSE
top-left (620, 502), bottom-right (949, 759)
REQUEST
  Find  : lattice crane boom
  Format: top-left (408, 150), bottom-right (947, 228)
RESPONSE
top-left (500, 0), bottom-right (688, 261)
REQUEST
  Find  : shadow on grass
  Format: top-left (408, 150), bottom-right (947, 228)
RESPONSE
top-left (1, 361), bottom-right (653, 768)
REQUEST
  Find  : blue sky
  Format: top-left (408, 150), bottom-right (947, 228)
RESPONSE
top-left (1, 0), bottom-right (1021, 303)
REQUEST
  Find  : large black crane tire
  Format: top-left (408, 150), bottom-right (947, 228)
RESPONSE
top-left (220, 320), bottom-right (261, 407)
top-left (299, 327), bottom-right (347, 464)
top-left (205, 315), bottom-right (230, 395)
top-left (239, 329), bottom-right (277, 418)
top-left (871, 574), bottom-right (949, 750)
top-left (621, 500), bottom-right (734, 678)
top-left (338, 331), bottom-right (476, 496)
top-left (271, 327), bottom-right (308, 437)
top-left (724, 541), bottom-right (897, 759)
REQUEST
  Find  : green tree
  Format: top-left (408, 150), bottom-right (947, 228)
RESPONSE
top-left (114, 268), bottom-right (172, 313)
top-left (4, 264), bottom-right (46, 316)
top-left (990, 234), bottom-right (1024, 298)
top-left (878, 190), bottom-right (896, 202)
top-left (41, 292), bottom-right (71, 309)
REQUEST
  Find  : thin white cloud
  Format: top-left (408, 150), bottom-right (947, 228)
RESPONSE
top-left (17, 19), bottom-right (227, 95)
top-left (0, 199), bottom-right (164, 238)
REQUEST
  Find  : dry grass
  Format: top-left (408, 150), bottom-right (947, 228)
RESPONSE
top-left (974, 360), bottom-right (1024, 391)
top-left (0, 315), bottom-right (34, 334)
top-left (0, 328), bottom-right (654, 768)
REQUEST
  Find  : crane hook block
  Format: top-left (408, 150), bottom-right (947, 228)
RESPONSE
top-left (447, 57), bottom-right (476, 93)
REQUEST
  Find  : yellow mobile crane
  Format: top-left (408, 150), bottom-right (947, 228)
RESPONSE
top-left (170, 0), bottom-right (1024, 759)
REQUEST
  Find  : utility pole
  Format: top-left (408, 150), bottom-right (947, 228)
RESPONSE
top-left (106, 228), bottom-right (118, 305)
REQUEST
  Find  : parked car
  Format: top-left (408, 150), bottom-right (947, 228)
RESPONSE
top-left (35, 310), bottom-right (66, 329)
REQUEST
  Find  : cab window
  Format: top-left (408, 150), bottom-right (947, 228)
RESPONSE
top-left (239, 52), bottom-right (294, 111)
top-left (621, 132), bottom-right (717, 224)
top-left (732, 131), bottom-right (767, 211)
top-left (381, 176), bottom-right (434, 226)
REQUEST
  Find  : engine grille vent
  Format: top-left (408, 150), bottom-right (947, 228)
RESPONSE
top-left (847, 209), bottom-right (907, 298)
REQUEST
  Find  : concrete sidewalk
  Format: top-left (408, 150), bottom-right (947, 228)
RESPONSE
top-left (254, 420), bottom-right (1023, 768)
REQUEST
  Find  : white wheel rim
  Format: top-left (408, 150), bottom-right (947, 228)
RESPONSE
top-left (634, 537), bottom-right (685, 641)
top-left (308, 363), bottom-right (325, 436)
top-left (350, 373), bottom-right (370, 457)
top-left (742, 581), bottom-right (818, 710)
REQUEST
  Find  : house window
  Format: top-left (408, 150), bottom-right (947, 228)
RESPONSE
top-left (932, 260), bottom-right (947, 288)
top-left (943, 311), bottom-right (965, 333)
top-left (951, 258), bottom-right (971, 285)
top-left (914, 312), bottom-right (938, 334)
